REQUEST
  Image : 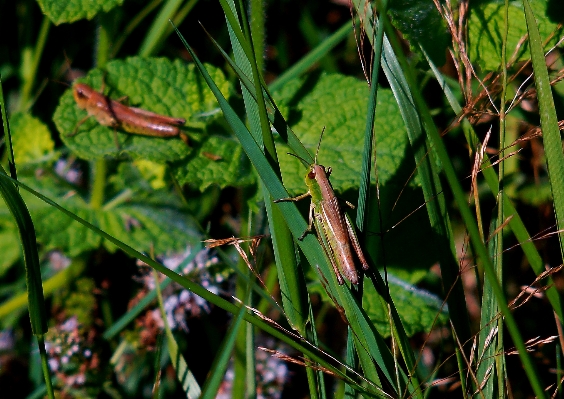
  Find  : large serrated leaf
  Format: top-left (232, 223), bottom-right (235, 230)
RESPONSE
top-left (53, 57), bottom-right (231, 163)
top-left (273, 72), bottom-right (407, 195)
top-left (0, 169), bottom-right (201, 258)
top-left (37, 0), bottom-right (123, 25)
top-left (388, 0), bottom-right (449, 66)
top-left (468, 1), bottom-right (561, 71)
top-left (39, 200), bottom-right (199, 258)
top-left (10, 112), bottom-right (56, 165)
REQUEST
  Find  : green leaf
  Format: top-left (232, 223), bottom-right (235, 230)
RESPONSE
top-left (468, 1), bottom-right (561, 71)
top-left (388, 0), bottom-right (449, 66)
top-left (273, 72), bottom-right (408, 195)
top-left (170, 132), bottom-right (256, 190)
top-left (10, 112), bottom-right (56, 165)
top-left (0, 168), bottom-right (201, 257)
top-left (54, 57), bottom-right (231, 164)
top-left (37, 0), bottom-right (123, 25)
top-left (516, 179), bottom-right (553, 206)
top-left (364, 274), bottom-right (448, 338)
top-left (310, 273), bottom-right (447, 338)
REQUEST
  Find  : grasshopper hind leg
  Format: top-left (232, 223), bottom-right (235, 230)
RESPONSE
top-left (314, 214), bottom-right (346, 285)
top-left (344, 213), bottom-right (370, 271)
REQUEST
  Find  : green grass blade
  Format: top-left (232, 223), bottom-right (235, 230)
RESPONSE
top-left (477, 215), bottom-right (502, 397)
top-left (111, 0), bottom-right (163, 57)
top-left (489, 0), bottom-right (510, 392)
top-left (350, 7), bottom-right (468, 394)
top-left (18, 15), bottom-right (50, 111)
top-left (221, 3), bottom-right (318, 395)
top-left (0, 78), bottom-right (53, 398)
top-left (0, 75), bottom-right (17, 180)
top-left (153, 268), bottom-right (201, 397)
top-left (522, 0), bottom-right (564, 262)
top-left (269, 21), bottom-right (353, 92)
top-left (355, 2), bottom-right (385, 233)
top-left (200, 297), bottom-right (247, 399)
top-left (138, 0), bottom-right (185, 56)
top-left (384, 43), bottom-right (473, 359)
top-left (0, 91), bottom-right (46, 338)
top-left (217, 0), bottom-right (255, 69)
top-left (379, 9), bottom-right (546, 397)
top-left (200, 25), bottom-right (312, 164)
top-left (424, 48), bottom-right (564, 321)
top-left (350, 3), bottom-right (461, 391)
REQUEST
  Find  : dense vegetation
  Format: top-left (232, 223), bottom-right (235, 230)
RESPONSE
top-left (0, 0), bottom-right (563, 398)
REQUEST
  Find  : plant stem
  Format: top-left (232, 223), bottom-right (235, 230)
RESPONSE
top-left (19, 16), bottom-right (50, 111)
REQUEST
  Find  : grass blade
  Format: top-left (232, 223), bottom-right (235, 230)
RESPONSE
top-left (269, 21), bottom-right (353, 92)
top-left (378, 8), bottom-right (546, 397)
top-left (0, 76), bottom-right (53, 398)
top-left (522, 0), bottom-right (564, 261)
top-left (153, 268), bottom-right (201, 397)
top-left (424, 48), bottom-right (564, 321)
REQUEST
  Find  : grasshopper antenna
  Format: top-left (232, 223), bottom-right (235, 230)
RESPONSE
top-left (314, 127), bottom-right (326, 164)
top-left (287, 152), bottom-right (310, 168)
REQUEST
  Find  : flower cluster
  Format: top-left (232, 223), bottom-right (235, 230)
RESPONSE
top-left (45, 316), bottom-right (100, 389)
top-left (133, 246), bottom-right (222, 340)
top-left (217, 337), bottom-right (289, 399)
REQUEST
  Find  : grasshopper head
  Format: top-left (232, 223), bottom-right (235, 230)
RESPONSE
top-left (307, 164), bottom-right (331, 181)
top-left (72, 83), bottom-right (92, 109)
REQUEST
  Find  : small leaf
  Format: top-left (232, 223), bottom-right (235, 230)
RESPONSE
top-left (10, 112), bottom-right (56, 165)
top-left (309, 273), bottom-right (448, 338)
top-left (53, 57), bottom-right (232, 163)
top-left (133, 159), bottom-right (167, 190)
top-left (388, 0), bottom-right (449, 66)
top-left (364, 274), bottom-right (449, 338)
top-left (468, 1), bottom-right (561, 71)
top-left (37, 0), bottom-right (123, 25)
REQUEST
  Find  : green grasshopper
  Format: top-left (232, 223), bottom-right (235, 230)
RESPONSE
top-left (275, 131), bottom-right (370, 285)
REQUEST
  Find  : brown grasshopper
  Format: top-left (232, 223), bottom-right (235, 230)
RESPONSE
top-left (68, 83), bottom-right (188, 148)
top-left (275, 131), bottom-right (370, 284)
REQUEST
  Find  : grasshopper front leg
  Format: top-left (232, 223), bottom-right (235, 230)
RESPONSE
top-left (274, 191), bottom-right (314, 240)
top-left (298, 202), bottom-right (316, 240)
top-left (274, 191), bottom-right (311, 203)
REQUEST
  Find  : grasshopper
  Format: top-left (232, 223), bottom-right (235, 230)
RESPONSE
top-left (68, 83), bottom-right (188, 148)
top-left (275, 131), bottom-right (370, 285)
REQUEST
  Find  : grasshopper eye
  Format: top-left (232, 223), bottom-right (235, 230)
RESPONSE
top-left (75, 88), bottom-right (87, 99)
top-left (308, 168), bottom-right (316, 179)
